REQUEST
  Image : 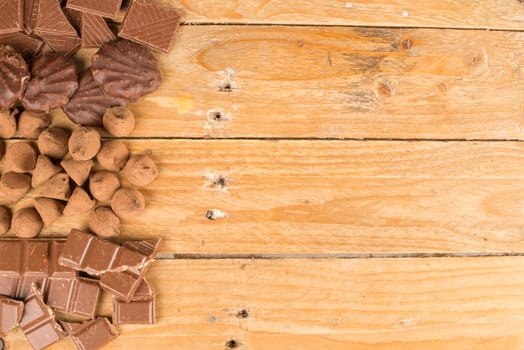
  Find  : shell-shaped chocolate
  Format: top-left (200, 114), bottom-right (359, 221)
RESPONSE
top-left (91, 39), bottom-right (161, 102)
top-left (63, 69), bottom-right (127, 126)
top-left (0, 45), bottom-right (29, 109)
top-left (21, 53), bottom-right (78, 112)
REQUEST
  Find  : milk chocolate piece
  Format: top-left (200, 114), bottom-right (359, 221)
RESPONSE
top-left (119, 0), bottom-right (180, 53)
top-left (35, 0), bottom-right (78, 37)
top-left (0, 33), bottom-right (43, 59)
top-left (40, 32), bottom-right (81, 55)
top-left (66, 0), bottom-right (123, 19)
top-left (113, 279), bottom-right (155, 324)
top-left (0, 296), bottom-right (24, 337)
top-left (0, 0), bottom-right (23, 35)
top-left (91, 40), bottom-right (161, 101)
top-left (0, 45), bottom-right (29, 109)
top-left (41, 277), bottom-right (100, 318)
top-left (20, 285), bottom-right (67, 350)
top-left (61, 318), bottom-right (119, 350)
top-left (22, 53), bottom-right (79, 112)
top-left (63, 69), bottom-right (127, 126)
top-left (66, 10), bottom-right (116, 48)
top-left (24, 0), bottom-right (40, 33)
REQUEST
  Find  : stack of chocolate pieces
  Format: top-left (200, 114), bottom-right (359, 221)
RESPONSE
top-left (0, 230), bottom-right (160, 350)
top-left (0, 0), bottom-right (179, 56)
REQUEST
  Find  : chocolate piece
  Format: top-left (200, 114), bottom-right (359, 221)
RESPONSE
top-left (0, 239), bottom-right (75, 299)
top-left (18, 111), bottom-right (51, 139)
top-left (37, 127), bottom-right (69, 160)
top-left (32, 155), bottom-right (63, 188)
top-left (24, 0), bottom-right (39, 33)
top-left (35, 0), bottom-right (78, 37)
top-left (61, 318), bottom-right (119, 350)
top-left (63, 187), bottom-right (96, 216)
top-left (12, 207), bottom-right (43, 238)
top-left (4, 142), bottom-right (37, 173)
top-left (96, 140), bottom-right (129, 172)
top-left (41, 277), bottom-right (100, 318)
top-left (40, 32), bottom-right (81, 55)
top-left (113, 279), bottom-right (155, 324)
top-left (61, 159), bottom-right (93, 186)
top-left (88, 207), bottom-right (120, 238)
top-left (103, 106), bottom-right (135, 137)
top-left (111, 187), bottom-right (145, 220)
top-left (20, 285), bottom-right (67, 350)
top-left (37, 173), bottom-right (71, 201)
top-left (58, 229), bottom-right (160, 301)
top-left (34, 197), bottom-right (64, 226)
top-left (63, 69), bottom-right (127, 126)
top-left (22, 53), bottom-right (79, 113)
top-left (89, 171), bottom-right (120, 201)
top-left (0, 0), bottom-right (23, 35)
top-left (91, 40), bottom-right (161, 101)
top-left (0, 45), bottom-right (29, 109)
top-left (66, 10), bottom-right (116, 48)
top-left (119, 0), bottom-right (180, 53)
top-left (123, 154), bottom-right (158, 187)
top-left (0, 296), bottom-right (24, 337)
top-left (0, 172), bottom-right (31, 203)
top-left (0, 110), bottom-right (17, 139)
top-left (0, 32), bottom-right (44, 59)
top-left (66, 0), bottom-right (123, 19)
top-left (69, 127), bottom-right (101, 161)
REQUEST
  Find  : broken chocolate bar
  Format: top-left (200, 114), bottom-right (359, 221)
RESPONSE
top-left (0, 45), bottom-right (29, 110)
top-left (40, 32), bottom-right (81, 55)
top-left (24, 0), bottom-right (39, 33)
top-left (58, 229), bottom-right (160, 301)
top-left (0, 32), bottom-right (44, 58)
top-left (119, 0), bottom-right (180, 53)
top-left (0, 0), bottom-right (23, 35)
top-left (20, 285), bottom-right (67, 350)
top-left (66, 0), bottom-right (123, 19)
top-left (35, 0), bottom-right (78, 37)
top-left (113, 279), bottom-right (155, 324)
top-left (0, 296), bottom-right (24, 337)
top-left (41, 277), bottom-right (101, 318)
top-left (69, 11), bottom-right (116, 48)
top-left (61, 318), bottom-right (119, 350)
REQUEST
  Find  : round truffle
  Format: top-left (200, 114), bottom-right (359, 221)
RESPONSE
top-left (1, 172), bottom-right (31, 203)
top-left (89, 171), bottom-right (120, 201)
top-left (123, 154), bottom-right (158, 187)
top-left (96, 141), bottom-right (129, 172)
top-left (4, 142), bottom-right (37, 173)
top-left (18, 111), bottom-right (50, 139)
top-left (11, 207), bottom-right (43, 238)
top-left (0, 206), bottom-right (11, 235)
top-left (38, 127), bottom-right (69, 159)
top-left (103, 107), bottom-right (135, 137)
top-left (0, 45), bottom-right (29, 109)
top-left (111, 187), bottom-right (145, 220)
top-left (88, 207), bottom-right (120, 238)
top-left (69, 127), bottom-right (101, 161)
top-left (0, 110), bottom-right (17, 138)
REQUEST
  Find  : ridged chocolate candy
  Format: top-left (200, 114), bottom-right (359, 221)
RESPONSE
top-left (63, 69), bottom-right (127, 126)
top-left (22, 53), bottom-right (78, 112)
top-left (91, 40), bottom-right (161, 102)
top-left (0, 45), bottom-right (29, 109)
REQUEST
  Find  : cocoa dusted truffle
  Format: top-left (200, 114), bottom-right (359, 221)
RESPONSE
top-left (0, 172), bottom-right (31, 203)
top-left (0, 45), bottom-right (29, 109)
top-left (32, 155), bottom-right (62, 188)
top-left (63, 187), bottom-right (96, 216)
top-left (34, 197), bottom-right (64, 226)
top-left (60, 158), bottom-right (93, 186)
top-left (111, 187), bottom-right (145, 220)
top-left (0, 206), bottom-right (11, 235)
top-left (88, 206), bottom-right (120, 238)
top-left (18, 111), bottom-right (50, 139)
top-left (4, 142), bottom-right (38, 173)
top-left (0, 110), bottom-right (17, 138)
top-left (37, 173), bottom-right (71, 201)
top-left (103, 107), bottom-right (135, 137)
top-left (96, 140), bottom-right (129, 172)
top-left (11, 207), bottom-right (43, 238)
top-left (38, 127), bottom-right (69, 159)
top-left (69, 127), bottom-right (101, 161)
top-left (123, 154), bottom-right (158, 187)
top-left (89, 171), bottom-right (120, 201)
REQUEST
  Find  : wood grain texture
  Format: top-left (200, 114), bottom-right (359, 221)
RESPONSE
top-left (6, 257), bottom-right (524, 349)
top-left (123, 0), bottom-right (524, 30)
top-left (53, 26), bottom-right (524, 140)
top-left (4, 139), bottom-right (524, 254)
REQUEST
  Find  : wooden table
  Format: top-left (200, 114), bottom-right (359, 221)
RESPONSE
top-left (5, 1), bottom-right (524, 349)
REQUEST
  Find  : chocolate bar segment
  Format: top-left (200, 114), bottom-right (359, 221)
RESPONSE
top-left (35, 0), bottom-right (78, 37)
top-left (113, 279), bottom-right (155, 325)
top-left (66, 0), bottom-right (123, 19)
top-left (40, 32), bottom-right (81, 55)
top-left (0, 0), bottom-right (23, 35)
top-left (61, 318), bottom-right (119, 350)
top-left (24, 0), bottom-right (40, 33)
top-left (20, 285), bottom-right (67, 350)
top-left (119, 0), bottom-right (180, 53)
top-left (0, 32), bottom-right (44, 58)
top-left (0, 296), bottom-right (24, 337)
top-left (41, 277), bottom-right (100, 318)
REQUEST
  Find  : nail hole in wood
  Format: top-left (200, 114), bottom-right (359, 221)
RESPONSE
top-left (225, 340), bottom-right (239, 349)
top-left (219, 82), bottom-right (233, 92)
top-left (214, 175), bottom-right (227, 188)
top-left (237, 309), bottom-right (249, 318)
top-left (205, 210), bottom-right (216, 220)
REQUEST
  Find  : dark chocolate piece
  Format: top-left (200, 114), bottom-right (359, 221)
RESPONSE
top-left (0, 32), bottom-right (44, 59)
top-left (0, 296), bottom-right (24, 337)
top-left (113, 279), bottom-right (155, 324)
top-left (0, 0), bottom-right (23, 35)
top-left (0, 239), bottom-right (75, 299)
top-left (63, 69), bottom-right (127, 126)
top-left (91, 39), bottom-right (161, 102)
top-left (61, 318), bottom-right (119, 350)
top-left (66, 0), bottom-right (123, 19)
top-left (58, 229), bottom-right (160, 301)
top-left (35, 0), bottom-right (78, 37)
top-left (22, 53), bottom-right (79, 112)
top-left (40, 32), bottom-right (81, 55)
top-left (41, 277), bottom-right (100, 319)
top-left (19, 285), bottom-right (67, 350)
top-left (0, 45), bottom-right (29, 109)
top-left (119, 0), bottom-right (180, 53)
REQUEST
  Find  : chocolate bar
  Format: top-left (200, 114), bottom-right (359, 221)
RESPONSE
top-left (113, 279), bottom-right (155, 324)
top-left (0, 32), bottom-right (44, 58)
top-left (65, 10), bottom-right (116, 48)
top-left (41, 277), bottom-right (100, 318)
top-left (35, 0), bottom-right (78, 38)
top-left (61, 318), bottom-right (119, 350)
top-left (0, 296), bottom-right (24, 337)
top-left (0, 0), bottom-right (23, 35)
top-left (58, 229), bottom-right (160, 301)
top-left (66, 0), bottom-right (123, 19)
top-left (20, 285), bottom-right (67, 350)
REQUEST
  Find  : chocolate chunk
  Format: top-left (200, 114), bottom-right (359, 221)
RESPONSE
top-left (22, 53), bottom-right (79, 112)
top-left (63, 69), bottom-right (127, 126)
top-left (66, 9), bottom-right (116, 48)
top-left (41, 277), bottom-right (100, 318)
top-left (24, 0), bottom-right (39, 33)
top-left (91, 40), bottom-right (161, 101)
top-left (113, 279), bottom-right (155, 324)
top-left (40, 32), bottom-right (81, 55)
top-left (0, 0), bottom-right (23, 35)
top-left (35, 0), bottom-right (78, 37)
top-left (34, 197), bottom-right (64, 226)
top-left (119, 0), bottom-right (180, 53)
top-left (61, 318), bottom-right (119, 350)
top-left (0, 45), bottom-right (29, 109)
top-left (20, 285), bottom-right (67, 350)
top-left (0, 33), bottom-right (44, 59)
top-left (66, 0), bottom-right (123, 19)
top-left (0, 296), bottom-right (24, 337)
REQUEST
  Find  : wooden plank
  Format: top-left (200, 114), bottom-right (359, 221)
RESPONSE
top-left (6, 257), bottom-right (524, 349)
top-left (54, 26), bottom-right (524, 139)
top-left (125, 0), bottom-right (524, 30)
top-left (4, 139), bottom-right (524, 254)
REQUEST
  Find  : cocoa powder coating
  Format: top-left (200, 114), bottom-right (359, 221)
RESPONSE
top-left (88, 206), bottom-right (120, 238)
top-left (37, 127), bottom-right (69, 159)
top-left (34, 197), bottom-right (64, 226)
top-left (4, 142), bottom-right (37, 173)
top-left (1, 172), bottom-right (31, 203)
top-left (17, 111), bottom-right (51, 139)
top-left (103, 106), bottom-right (135, 137)
top-left (69, 127), bottom-right (101, 161)
top-left (11, 207), bottom-right (43, 238)
top-left (89, 171), bottom-right (120, 201)
top-left (96, 140), bottom-right (129, 171)
top-left (111, 187), bottom-right (145, 220)
top-left (0, 110), bottom-right (17, 138)
top-left (32, 155), bottom-right (62, 188)
top-left (123, 154), bottom-right (158, 187)
top-left (63, 187), bottom-right (96, 216)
